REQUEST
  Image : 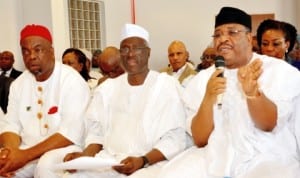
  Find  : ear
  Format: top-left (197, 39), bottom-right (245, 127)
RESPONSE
top-left (186, 51), bottom-right (190, 61)
top-left (285, 41), bottom-right (290, 52)
top-left (247, 32), bottom-right (253, 43)
top-left (146, 47), bottom-right (151, 58)
top-left (79, 63), bottom-right (84, 71)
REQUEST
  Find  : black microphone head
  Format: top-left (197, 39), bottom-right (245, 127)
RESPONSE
top-left (215, 55), bottom-right (225, 68)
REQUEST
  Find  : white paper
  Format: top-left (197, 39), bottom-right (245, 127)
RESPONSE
top-left (52, 156), bottom-right (123, 171)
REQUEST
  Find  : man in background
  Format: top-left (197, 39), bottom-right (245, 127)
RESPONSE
top-left (97, 46), bottom-right (124, 85)
top-left (160, 40), bottom-right (197, 87)
top-left (196, 46), bottom-right (216, 72)
top-left (0, 51), bottom-right (22, 79)
top-left (0, 51), bottom-right (22, 113)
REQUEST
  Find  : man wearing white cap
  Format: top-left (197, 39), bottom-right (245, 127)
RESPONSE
top-left (61, 23), bottom-right (187, 178)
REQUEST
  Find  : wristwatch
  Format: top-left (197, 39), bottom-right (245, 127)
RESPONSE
top-left (141, 156), bottom-right (150, 168)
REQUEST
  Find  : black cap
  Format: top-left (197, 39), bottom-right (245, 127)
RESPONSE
top-left (215, 7), bottom-right (252, 30)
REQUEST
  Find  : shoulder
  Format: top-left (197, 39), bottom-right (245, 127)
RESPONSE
top-left (255, 53), bottom-right (299, 75)
top-left (151, 71), bottom-right (183, 91)
top-left (159, 66), bottom-right (173, 74)
top-left (12, 68), bottom-right (22, 74)
top-left (59, 62), bottom-right (85, 81)
top-left (254, 53), bottom-right (300, 94)
top-left (184, 66), bottom-right (214, 92)
top-left (184, 64), bottom-right (197, 75)
top-left (154, 70), bottom-right (175, 81)
top-left (10, 68), bottom-right (22, 79)
top-left (94, 73), bottom-right (126, 93)
top-left (10, 70), bottom-right (31, 85)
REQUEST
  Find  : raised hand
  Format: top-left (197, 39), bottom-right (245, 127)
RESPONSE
top-left (238, 58), bottom-right (263, 98)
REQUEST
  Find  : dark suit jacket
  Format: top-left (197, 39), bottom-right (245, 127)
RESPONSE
top-left (9, 68), bottom-right (22, 79)
top-left (0, 76), bottom-right (14, 113)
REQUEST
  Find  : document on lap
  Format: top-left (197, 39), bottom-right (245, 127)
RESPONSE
top-left (52, 157), bottom-right (123, 171)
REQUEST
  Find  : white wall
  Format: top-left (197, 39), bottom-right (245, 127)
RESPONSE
top-left (0, 0), bottom-right (299, 71)
top-left (133, 0), bottom-right (298, 69)
top-left (0, 0), bottom-right (23, 70)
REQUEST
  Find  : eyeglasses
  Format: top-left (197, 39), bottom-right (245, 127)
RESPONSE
top-left (200, 55), bottom-right (216, 60)
top-left (212, 29), bottom-right (249, 39)
top-left (120, 47), bottom-right (148, 55)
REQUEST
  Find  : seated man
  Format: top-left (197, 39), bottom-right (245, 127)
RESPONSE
top-left (97, 46), bottom-right (125, 85)
top-left (160, 40), bottom-right (197, 87)
top-left (158, 7), bottom-right (300, 178)
top-left (0, 24), bottom-right (90, 177)
top-left (61, 23), bottom-right (186, 178)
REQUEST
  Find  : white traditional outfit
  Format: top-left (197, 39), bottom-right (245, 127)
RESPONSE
top-left (158, 53), bottom-right (300, 178)
top-left (63, 71), bottom-right (186, 178)
top-left (0, 108), bottom-right (4, 119)
top-left (295, 83), bottom-right (300, 160)
top-left (0, 61), bottom-right (90, 177)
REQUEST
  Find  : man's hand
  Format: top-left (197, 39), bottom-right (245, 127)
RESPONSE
top-left (238, 58), bottom-right (263, 98)
top-left (112, 156), bottom-right (144, 175)
top-left (0, 147), bottom-right (29, 177)
top-left (203, 69), bottom-right (226, 105)
top-left (63, 152), bottom-right (85, 173)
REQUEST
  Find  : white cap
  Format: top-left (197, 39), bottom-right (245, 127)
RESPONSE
top-left (121, 23), bottom-right (149, 43)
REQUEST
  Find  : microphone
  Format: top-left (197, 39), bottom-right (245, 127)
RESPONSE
top-left (214, 56), bottom-right (225, 109)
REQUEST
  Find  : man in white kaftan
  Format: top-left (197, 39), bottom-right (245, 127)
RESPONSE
top-left (158, 7), bottom-right (300, 178)
top-left (1, 61), bottom-right (90, 177)
top-left (0, 24), bottom-right (90, 178)
top-left (159, 53), bottom-right (300, 178)
top-left (61, 24), bottom-right (186, 178)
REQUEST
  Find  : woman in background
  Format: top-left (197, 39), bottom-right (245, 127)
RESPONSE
top-left (256, 19), bottom-right (297, 61)
top-left (62, 48), bottom-right (93, 82)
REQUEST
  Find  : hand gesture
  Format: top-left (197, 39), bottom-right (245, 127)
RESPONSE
top-left (237, 59), bottom-right (263, 98)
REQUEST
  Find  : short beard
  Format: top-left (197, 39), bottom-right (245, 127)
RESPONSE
top-left (31, 69), bottom-right (42, 76)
